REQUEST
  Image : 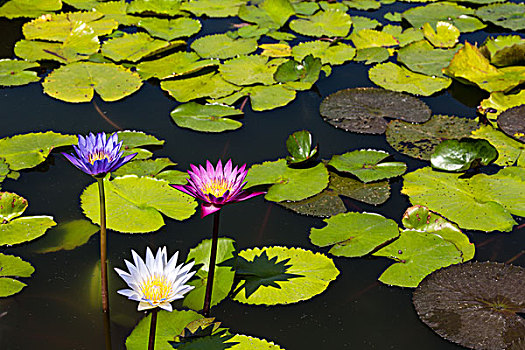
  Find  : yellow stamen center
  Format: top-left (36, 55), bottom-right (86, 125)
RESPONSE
top-left (88, 151), bottom-right (110, 165)
top-left (201, 178), bottom-right (230, 198)
top-left (140, 274), bottom-right (171, 303)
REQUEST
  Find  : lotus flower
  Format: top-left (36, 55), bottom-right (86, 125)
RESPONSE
top-left (114, 247), bottom-right (195, 312)
top-left (62, 132), bottom-right (136, 176)
top-left (171, 159), bottom-right (265, 218)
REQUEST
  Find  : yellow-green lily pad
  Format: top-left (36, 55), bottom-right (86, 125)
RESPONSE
top-left (397, 40), bottom-right (461, 78)
top-left (349, 29), bottom-right (398, 49)
top-left (289, 9), bottom-right (352, 37)
top-left (191, 33), bottom-right (258, 59)
top-left (136, 51), bottom-right (216, 80)
top-left (471, 124), bottom-right (525, 167)
top-left (475, 3), bottom-right (525, 31)
top-left (0, 0), bottom-right (62, 19)
top-left (220, 55), bottom-right (282, 86)
top-left (126, 0), bottom-right (182, 16)
top-left (137, 17), bottom-right (201, 41)
top-left (160, 72), bottom-right (238, 103)
top-left (180, 0), bottom-right (246, 18)
top-left (422, 21), bottom-right (460, 48)
top-left (0, 59), bottom-right (40, 86)
top-left (101, 32), bottom-right (171, 62)
top-left (0, 253), bottom-right (34, 297)
top-left (170, 102), bottom-right (243, 133)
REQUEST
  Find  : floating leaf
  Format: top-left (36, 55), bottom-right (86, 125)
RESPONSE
top-left (430, 138), bottom-right (498, 172)
top-left (220, 55), bottom-right (281, 86)
top-left (231, 246), bottom-right (339, 305)
top-left (384, 12), bottom-right (402, 22)
top-left (402, 2), bottom-right (485, 33)
top-left (228, 335), bottom-right (284, 350)
top-left (112, 158), bottom-right (175, 178)
top-left (0, 131), bottom-right (76, 170)
top-left (310, 212), bottom-right (399, 257)
top-left (292, 41), bottom-right (356, 66)
top-left (475, 3), bottom-right (525, 31)
top-left (127, 0), bottom-right (182, 16)
top-left (191, 33), bottom-right (258, 59)
top-left (328, 149), bottom-right (406, 183)
top-left (136, 52), bottom-right (216, 80)
top-left (0, 59), bottom-right (40, 86)
top-left (369, 62), bottom-right (451, 96)
top-left (117, 130), bottom-right (164, 149)
top-left (275, 55), bottom-right (322, 91)
top-left (259, 0), bottom-right (296, 28)
top-left (137, 17), bottom-right (201, 41)
top-left (471, 124), bottom-right (525, 166)
top-left (32, 219), bottom-right (99, 253)
top-left (343, 0), bottom-right (380, 10)
top-left (170, 102), bottom-right (243, 133)
top-left (329, 171), bottom-right (391, 205)
top-left (246, 159), bottom-right (328, 202)
top-left (81, 176), bottom-right (197, 233)
top-left (320, 87), bottom-right (431, 134)
top-left (0, 192), bottom-right (28, 222)
top-left (180, 0), bottom-right (246, 18)
top-left (478, 90), bottom-right (525, 121)
top-left (349, 29), bottom-right (398, 50)
top-left (285, 130), bottom-right (318, 165)
top-left (413, 262), bottom-right (525, 350)
top-left (101, 32), bottom-right (170, 62)
top-left (0, 253), bottom-right (34, 297)
top-left (0, 0), bottom-right (62, 19)
top-left (277, 189), bottom-right (346, 217)
top-left (402, 166), bottom-right (524, 232)
top-left (0, 160), bottom-right (10, 184)
top-left (293, 1), bottom-right (319, 16)
top-left (183, 238), bottom-right (236, 311)
top-left (397, 41), bottom-right (461, 78)
top-left (259, 43), bottom-right (292, 57)
top-left (422, 22), bottom-right (460, 48)
top-left (481, 35), bottom-right (525, 67)
top-left (248, 84), bottom-right (296, 111)
top-left (354, 47), bottom-right (389, 65)
top-left (373, 230), bottom-right (462, 287)
top-left (289, 9), bottom-right (352, 37)
top-left (62, 0), bottom-right (100, 10)
top-left (93, 1), bottom-right (141, 26)
top-left (497, 105), bottom-right (525, 143)
top-left (386, 115), bottom-right (479, 160)
top-left (161, 72), bottom-right (237, 103)
top-left (43, 62), bottom-right (143, 103)
top-left (382, 25), bottom-right (424, 47)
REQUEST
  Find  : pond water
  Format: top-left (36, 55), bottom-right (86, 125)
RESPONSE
top-left (0, 1), bottom-right (524, 350)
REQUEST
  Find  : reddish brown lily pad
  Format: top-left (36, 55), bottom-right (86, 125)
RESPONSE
top-left (497, 105), bottom-right (525, 143)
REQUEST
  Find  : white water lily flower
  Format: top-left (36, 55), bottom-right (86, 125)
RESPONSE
top-left (114, 247), bottom-right (196, 311)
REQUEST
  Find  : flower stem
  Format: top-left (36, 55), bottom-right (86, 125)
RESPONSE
top-left (203, 211), bottom-right (221, 317)
top-left (103, 307), bottom-right (113, 350)
top-left (97, 177), bottom-right (110, 314)
top-left (148, 308), bottom-right (158, 350)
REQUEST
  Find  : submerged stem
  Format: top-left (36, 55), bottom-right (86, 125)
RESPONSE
top-left (103, 307), bottom-right (113, 350)
top-left (97, 177), bottom-right (110, 314)
top-left (203, 211), bottom-right (221, 317)
top-left (148, 308), bottom-right (158, 350)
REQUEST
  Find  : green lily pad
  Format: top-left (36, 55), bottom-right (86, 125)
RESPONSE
top-left (246, 159), bottom-right (329, 202)
top-left (478, 91), bottom-right (525, 122)
top-left (170, 102), bottom-right (243, 133)
top-left (343, 0), bottom-right (381, 10)
top-left (382, 25), bottom-right (424, 47)
top-left (238, 0), bottom-right (294, 29)
top-left (402, 166), bottom-right (524, 232)
top-left (310, 212), bottom-right (399, 257)
top-left (291, 41), bottom-right (357, 66)
top-left (0, 253), bottom-right (34, 297)
top-left (329, 171), bottom-right (391, 205)
top-left (137, 17), bottom-right (201, 41)
top-left (155, 170), bottom-right (188, 185)
top-left (319, 1), bottom-right (348, 11)
top-left (285, 130), bottom-right (318, 165)
top-left (443, 42), bottom-right (525, 93)
top-left (422, 22), bottom-right (460, 48)
top-left (293, 1), bottom-right (319, 16)
top-left (23, 11), bottom-right (118, 42)
top-left (136, 52), bottom-right (216, 80)
top-left (384, 12), bottom-right (402, 22)
top-left (498, 105), bottom-right (525, 143)
top-left (62, 0), bottom-right (101, 10)
top-left (277, 189), bottom-right (346, 217)
top-left (481, 35), bottom-right (525, 67)
top-left (31, 219), bottom-right (99, 254)
top-left (402, 2), bottom-right (486, 33)
top-left (0, 160), bottom-right (10, 184)
top-left (350, 15), bottom-right (380, 31)
top-left (229, 335), bottom-right (284, 350)
top-left (93, 1), bottom-right (141, 26)
top-left (0, 192), bottom-right (28, 222)
top-left (373, 229), bottom-right (462, 287)
top-left (81, 176), bottom-right (197, 233)
top-left (117, 130), bottom-right (164, 150)
top-left (320, 87), bottom-right (432, 135)
top-left (191, 33), bottom-right (258, 59)
top-left (101, 32), bottom-right (170, 62)
top-left (180, 0), bottom-right (246, 18)
top-left (276, 55), bottom-right (322, 91)
top-left (126, 0), bottom-right (182, 16)
top-left (247, 84), bottom-right (296, 111)
top-left (397, 41), bottom-right (461, 78)
top-left (328, 149), bottom-right (406, 183)
top-left (430, 138), bottom-right (498, 172)
top-left (386, 115), bottom-right (479, 160)
top-left (471, 124), bottom-right (525, 167)
top-left (0, 59), bottom-right (40, 86)
top-left (475, 3), bottom-right (525, 31)
top-left (0, 131), bottom-right (76, 170)
top-left (0, 0), bottom-right (62, 19)
top-left (126, 310), bottom-right (203, 350)
top-left (289, 9), bottom-right (352, 37)
top-left (183, 238), bottom-right (236, 311)
top-left (354, 47), bottom-right (390, 65)
top-left (349, 29), bottom-right (398, 49)
top-left (369, 62), bottom-right (451, 96)
top-left (43, 62), bottom-right (143, 103)
top-left (160, 72), bottom-right (238, 103)
top-left (220, 55), bottom-right (281, 86)
top-left (231, 246), bottom-right (339, 305)
top-left (112, 158), bottom-right (175, 178)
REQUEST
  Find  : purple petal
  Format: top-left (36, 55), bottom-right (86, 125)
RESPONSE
top-left (201, 203), bottom-right (221, 218)
top-left (231, 191), bottom-right (265, 202)
top-left (171, 184), bottom-right (197, 198)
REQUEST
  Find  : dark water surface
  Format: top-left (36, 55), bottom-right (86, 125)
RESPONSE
top-left (0, 3), bottom-right (524, 350)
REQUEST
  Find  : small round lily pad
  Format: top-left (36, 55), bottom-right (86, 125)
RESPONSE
top-left (497, 105), bottom-right (525, 143)
top-left (413, 262), bottom-right (525, 350)
top-left (430, 138), bottom-right (498, 172)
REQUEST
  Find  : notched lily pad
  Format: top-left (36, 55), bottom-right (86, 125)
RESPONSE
top-left (289, 9), bottom-right (352, 37)
top-left (422, 22), bottom-right (460, 48)
top-left (320, 87), bottom-right (431, 135)
top-left (160, 72), bottom-right (237, 103)
top-left (127, 0), bottom-right (182, 16)
top-left (137, 17), bottom-right (201, 41)
top-left (191, 33), bottom-right (258, 59)
top-left (0, 59), bottom-right (40, 86)
top-left (170, 102), bottom-right (243, 133)
top-left (285, 130), bottom-right (318, 165)
top-left (413, 262), bottom-right (525, 350)
top-left (475, 3), bottom-right (525, 31)
top-left (0, 253), bottom-right (34, 297)
top-left (101, 32), bottom-right (171, 63)
top-left (137, 52), bottom-right (216, 80)
top-left (277, 189), bottom-right (346, 218)
top-left (0, 0), bottom-right (62, 19)
top-left (497, 105), bottom-right (525, 143)
top-left (481, 35), bottom-right (525, 67)
top-left (471, 124), bottom-right (525, 166)
top-left (397, 41), bottom-right (461, 78)
top-left (430, 138), bottom-right (498, 172)
top-left (328, 170), bottom-right (391, 206)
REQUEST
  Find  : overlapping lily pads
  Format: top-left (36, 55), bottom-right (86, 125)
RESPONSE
top-left (471, 124), bottom-right (525, 166)
top-left (220, 55), bottom-right (282, 86)
top-left (497, 105), bottom-right (525, 143)
top-left (291, 41), bottom-right (356, 66)
top-left (180, 0), bottom-right (246, 18)
top-left (126, 0), bottom-right (182, 16)
top-left (481, 35), bottom-right (525, 67)
top-left (111, 158), bottom-right (175, 178)
top-left (101, 32), bottom-right (171, 62)
top-left (475, 3), bottom-right (525, 31)
top-left (0, 253), bottom-right (34, 297)
top-left (478, 91), bottom-right (525, 121)
top-left (397, 41), bottom-right (461, 78)
top-left (430, 138), bottom-right (498, 171)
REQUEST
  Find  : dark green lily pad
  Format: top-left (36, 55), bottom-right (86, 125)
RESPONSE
top-left (397, 41), bottom-right (461, 78)
top-left (329, 171), bottom-right (391, 205)
top-left (373, 229), bottom-right (463, 287)
top-left (180, 0), bottom-right (246, 18)
top-left (160, 72), bottom-right (237, 103)
top-left (285, 130), bottom-right (318, 165)
top-left (413, 262), bottom-right (525, 350)
top-left (245, 159), bottom-right (329, 202)
top-left (386, 115), bottom-right (480, 160)
top-left (289, 9), bottom-right (352, 37)
top-left (137, 52), bottom-right (216, 80)
top-left (191, 34), bottom-right (258, 59)
top-left (277, 189), bottom-right (346, 218)
top-left (0, 59), bottom-right (40, 86)
top-left (137, 17), bottom-right (201, 41)
top-left (277, 55), bottom-right (322, 91)
top-left (0, 253), bottom-right (34, 297)
top-left (422, 22), bottom-right (460, 48)
top-left (127, 0), bottom-right (182, 16)
top-left (328, 149), bottom-right (406, 183)
top-left (481, 35), bottom-right (525, 67)
top-left (81, 176), bottom-right (197, 233)
top-left (497, 105), bottom-right (525, 143)
top-left (170, 102), bottom-right (243, 133)
top-left (319, 87), bottom-right (431, 135)
top-left (32, 219), bottom-right (99, 254)
top-left (183, 238), bottom-right (236, 311)
top-left (231, 246), bottom-right (339, 305)
top-left (475, 3), bottom-right (525, 31)
top-left (431, 138), bottom-right (498, 172)
top-left (0, 0), bottom-right (62, 19)
top-left (43, 62), bottom-right (143, 103)
top-left (101, 32), bottom-right (170, 63)
top-left (310, 212), bottom-right (399, 257)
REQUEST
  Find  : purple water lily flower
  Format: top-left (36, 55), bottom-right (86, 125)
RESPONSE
top-left (62, 132), bottom-right (136, 177)
top-left (171, 159), bottom-right (265, 218)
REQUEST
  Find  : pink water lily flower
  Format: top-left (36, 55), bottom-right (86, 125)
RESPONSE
top-left (171, 159), bottom-right (265, 218)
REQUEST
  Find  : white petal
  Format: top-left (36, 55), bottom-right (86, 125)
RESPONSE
top-left (137, 301), bottom-right (155, 311)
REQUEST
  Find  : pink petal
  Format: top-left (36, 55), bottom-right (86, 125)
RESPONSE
top-left (201, 203), bottom-right (221, 218)
top-left (231, 191), bottom-right (265, 202)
